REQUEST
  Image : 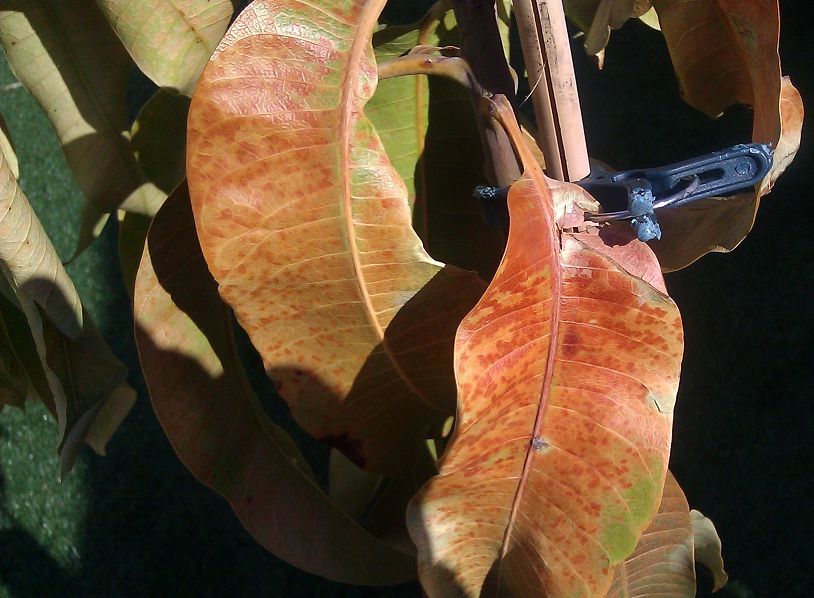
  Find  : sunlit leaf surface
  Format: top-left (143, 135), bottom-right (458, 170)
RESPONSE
top-left (0, 137), bottom-right (133, 473)
top-left (0, 0), bottom-right (162, 257)
top-left (187, 0), bottom-right (486, 475)
top-left (95, 0), bottom-right (235, 95)
top-left (608, 472), bottom-right (695, 597)
top-left (408, 97), bottom-right (683, 597)
top-left (134, 183), bottom-right (415, 584)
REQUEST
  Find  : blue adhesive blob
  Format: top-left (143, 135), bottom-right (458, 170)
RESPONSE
top-left (627, 187), bottom-right (661, 242)
top-left (630, 213), bottom-right (662, 242)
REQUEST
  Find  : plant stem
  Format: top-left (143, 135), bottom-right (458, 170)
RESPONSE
top-left (514, 0), bottom-right (590, 182)
top-left (451, 0), bottom-right (521, 188)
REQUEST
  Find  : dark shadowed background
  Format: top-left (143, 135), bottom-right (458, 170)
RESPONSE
top-left (0, 1), bottom-right (811, 596)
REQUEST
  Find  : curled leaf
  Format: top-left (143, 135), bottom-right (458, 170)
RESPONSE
top-left (651, 77), bottom-right (803, 271)
top-left (691, 509), bottom-right (728, 591)
top-left (187, 0), bottom-right (486, 475)
top-left (408, 96), bottom-right (683, 597)
top-left (370, 11), bottom-right (505, 277)
top-left (564, 0), bottom-right (653, 56)
top-left (134, 183), bottom-right (415, 584)
top-left (0, 138), bottom-right (134, 473)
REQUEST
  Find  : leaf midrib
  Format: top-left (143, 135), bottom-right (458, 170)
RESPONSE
top-left (338, 0), bottom-right (439, 412)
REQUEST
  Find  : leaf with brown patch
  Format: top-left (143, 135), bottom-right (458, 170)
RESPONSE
top-left (407, 96), bottom-right (684, 596)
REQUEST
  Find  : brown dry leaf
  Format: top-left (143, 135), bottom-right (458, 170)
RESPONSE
top-left (134, 182), bottom-right (415, 584)
top-left (564, 0), bottom-right (653, 56)
top-left (408, 96), bottom-right (683, 597)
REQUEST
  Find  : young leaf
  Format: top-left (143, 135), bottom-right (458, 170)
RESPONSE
top-left (0, 141), bottom-right (134, 473)
top-left (0, 1), bottom-right (162, 257)
top-left (94, 0), bottom-right (235, 96)
top-left (407, 96), bottom-right (683, 597)
top-left (186, 0), bottom-right (486, 475)
top-left (134, 183), bottom-right (416, 585)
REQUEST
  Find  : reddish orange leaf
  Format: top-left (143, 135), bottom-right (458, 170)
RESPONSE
top-left (186, 0), bottom-right (485, 475)
top-left (134, 183), bottom-right (415, 585)
top-left (408, 97), bottom-right (684, 596)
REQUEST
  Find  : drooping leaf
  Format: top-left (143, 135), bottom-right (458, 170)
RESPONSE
top-left (370, 12), bottom-right (505, 277)
top-left (408, 96), bottom-right (683, 597)
top-left (653, 0), bottom-right (780, 136)
top-left (651, 77), bottom-right (803, 271)
top-left (186, 0), bottom-right (486, 475)
top-left (0, 0), bottom-right (163, 257)
top-left (691, 509), bottom-right (728, 591)
top-left (0, 141), bottom-right (134, 473)
top-left (95, 0), bottom-right (235, 96)
top-left (564, 0), bottom-right (653, 56)
top-left (607, 471), bottom-right (695, 597)
top-left (133, 182), bottom-right (415, 584)
top-left (0, 111), bottom-right (17, 178)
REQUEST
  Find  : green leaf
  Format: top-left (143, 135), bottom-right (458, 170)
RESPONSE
top-left (95, 0), bottom-right (235, 95)
top-left (131, 91), bottom-right (190, 195)
top-left (370, 13), bottom-right (504, 277)
top-left (134, 182), bottom-right (416, 584)
top-left (607, 472), bottom-right (695, 597)
top-left (0, 0), bottom-right (163, 257)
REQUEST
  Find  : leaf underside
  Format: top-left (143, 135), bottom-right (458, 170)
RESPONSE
top-left (134, 182), bottom-right (416, 585)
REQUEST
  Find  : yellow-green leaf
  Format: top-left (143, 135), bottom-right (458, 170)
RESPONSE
top-left (95, 0), bottom-right (234, 95)
top-left (370, 13), bottom-right (505, 277)
top-left (0, 140), bottom-right (134, 473)
top-left (0, 1), bottom-right (163, 257)
top-left (608, 472), bottom-right (695, 597)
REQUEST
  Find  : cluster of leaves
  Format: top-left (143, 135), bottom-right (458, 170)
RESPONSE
top-left (0, 0), bottom-right (802, 595)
